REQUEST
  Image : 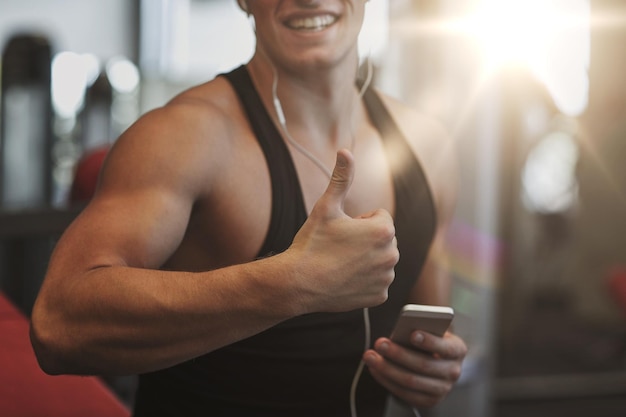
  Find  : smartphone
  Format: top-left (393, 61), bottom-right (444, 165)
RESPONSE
top-left (390, 304), bottom-right (454, 348)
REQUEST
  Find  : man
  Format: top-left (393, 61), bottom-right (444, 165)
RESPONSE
top-left (30, 0), bottom-right (467, 416)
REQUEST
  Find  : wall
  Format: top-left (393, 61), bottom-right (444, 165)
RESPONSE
top-left (0, 0), bottom-right (136, 61)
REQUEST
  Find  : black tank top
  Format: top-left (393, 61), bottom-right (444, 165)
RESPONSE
top-left (133, 66), bottom-right (436, 417)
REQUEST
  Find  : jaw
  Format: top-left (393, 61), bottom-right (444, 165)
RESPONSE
top-left (251, 3), bottom-right (364, 75)
top-left (277, 15), bottom-right (362, 70)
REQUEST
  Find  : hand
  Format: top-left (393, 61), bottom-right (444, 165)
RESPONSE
top-left (287, 149), bottom-right (399, 313)
top-left (363, 331), bottom-right (468, 409)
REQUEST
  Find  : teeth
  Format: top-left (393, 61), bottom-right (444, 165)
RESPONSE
top-left (287, 15), bottom-right (336, 31)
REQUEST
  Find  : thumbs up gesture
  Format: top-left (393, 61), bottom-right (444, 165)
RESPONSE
top-left (287, 149), bottom-right (399, 313)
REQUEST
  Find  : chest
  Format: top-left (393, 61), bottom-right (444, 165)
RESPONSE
top-left (292, 135), bottom-right (396, 219)
top-left (177, 134), bottom-right (396, 271)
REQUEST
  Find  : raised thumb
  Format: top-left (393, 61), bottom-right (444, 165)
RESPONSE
top-left (320, 149), bottom-right (354, 214)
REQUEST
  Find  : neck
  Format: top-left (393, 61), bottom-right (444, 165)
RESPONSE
top-left (245, 49), bottom-right (373, 181)
top-left (246, 51), bottom-right (362, 147)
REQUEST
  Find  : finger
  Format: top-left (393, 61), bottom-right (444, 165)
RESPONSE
top-left (355, 208), bottom-right (393, 222)
top-left (369, 369), bottom-right (443, 409)
top-left (354, 209), bottom-right (397, 246)
top-left (364, 350), bottom-right (450, 407)
top-left (372, 338), bottom-right (461, 381)
top-left (316, 149), bottom-right (354, 216)
top-left (374, 338), bottom-right (449, 378)
top-left (411, 331), bottom-right (468, 360)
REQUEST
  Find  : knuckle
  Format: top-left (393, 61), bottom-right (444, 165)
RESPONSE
top-left (406, 374), bottom-right (421, 390)
top-left (436, 381), bottom-right (452, 397)
top-left (449, 364), bottom-right (463, 381)
top-left (376, 243), bottom-right (399, 268)
top-left (391, 247), bottom-right (400, 264)
top-left (381, 269), bottom-right (395, 287)
top-left (383, 251), bottom-right (399, 268)
top-left (460, 343), bottom-right (469, 358)
top-left (375, 222), bottom-right (395, 241)
top-left (416, 356), bottom-right (434, 374)
top-left (376, 290), bottom-right (389, 305)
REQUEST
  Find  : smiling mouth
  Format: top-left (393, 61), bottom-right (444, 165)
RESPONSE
top-left (285, 14), bottom-right (338, 31)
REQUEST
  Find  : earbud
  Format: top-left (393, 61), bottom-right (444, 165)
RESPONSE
top-left (273, 97), bottom-right (286, 126)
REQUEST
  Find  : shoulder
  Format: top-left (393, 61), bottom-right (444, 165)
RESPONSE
top-left (376, 92), bottom-right (449, 147)
top-left (99, 76), bottom-right (244, 198)
top-left (376, 90), bottom-right (459, 225)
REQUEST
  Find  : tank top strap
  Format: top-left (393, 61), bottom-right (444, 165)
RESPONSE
top-left (221, 65), bottom-right (308, 257)
top-left (362, 88), bottom-right (437, 297)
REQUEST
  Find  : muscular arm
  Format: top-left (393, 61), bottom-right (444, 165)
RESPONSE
top-left (30, 99), bottom-right (398, 376)
top-left (31, 104), bottom-right (299, 375)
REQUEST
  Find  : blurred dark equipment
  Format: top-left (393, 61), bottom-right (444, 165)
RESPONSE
top-left (80, 71), bottom-right (113, 153)
top-left (70, 66), bottom-right (118, 204)
top-left (0, 33), bottom-right (66, 315)
top-left (1, 33), bottom-right (54, 209)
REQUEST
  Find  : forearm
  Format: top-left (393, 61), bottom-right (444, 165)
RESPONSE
top-left (30, 255), bottom-right (299, 376)
top-left (409, 258), bottom-right (452, 306)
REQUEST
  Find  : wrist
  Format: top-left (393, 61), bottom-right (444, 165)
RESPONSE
top-left (248, 252), bottom-right (310, 318)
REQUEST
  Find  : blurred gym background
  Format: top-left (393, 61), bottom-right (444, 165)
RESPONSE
top-left (1, 1), bottom-right (625, 416)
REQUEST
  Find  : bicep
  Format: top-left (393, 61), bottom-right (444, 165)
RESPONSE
top-left (52, 187), bottom-right (192, 274)
top-left (47, 109), bottom-right (210, 278)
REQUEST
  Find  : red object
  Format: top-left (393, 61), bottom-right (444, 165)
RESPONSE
top-left (0, 292), bottom-right (130, 417)
top-left (608, 266), bottom-right (626, 316)
top-left (69, 146), bottom-right (110, 203)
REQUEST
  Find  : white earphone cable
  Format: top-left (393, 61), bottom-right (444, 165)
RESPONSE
top-left (266, 26), bottom-right (375, 417)
top-left (271, 57), bottom-right (373, 180)
top-left (245, 2), bottom-right (383, 414)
